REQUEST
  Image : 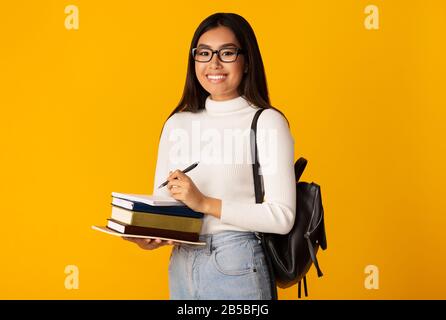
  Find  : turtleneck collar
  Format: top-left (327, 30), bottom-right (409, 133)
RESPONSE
top-left (205, 95), bottom-right (252, 115)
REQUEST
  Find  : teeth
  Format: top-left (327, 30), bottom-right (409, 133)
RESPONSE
top-left (207, 75), bottom-right (227, 80)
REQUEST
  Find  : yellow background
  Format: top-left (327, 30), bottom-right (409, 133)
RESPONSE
top-left (1, 0), bottom-right (445, 299)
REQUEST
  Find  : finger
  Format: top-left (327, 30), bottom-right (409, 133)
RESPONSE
top-left (123, 236), bottom-right (142, 242)
top-left (168, 175), bottom-right (181, 183)
top-left (143, 238), bottom-right (159, 245)
top-left (144, 241), bottom-right (166, 250)
top-left (167, 179), bottom-right (185, 190)
top-left (170, 169), bottom-right (187, 181)
top-left (169, 189), bottom-right (183, 198)
top-left (168, 170), bottom-right (176, 179)
top-left (169, 185), bottom-right (182, 195)
top-left (149, 239), bottom-right (174, 249)
top-left (166, 170), bottom-right (173, 182)
top-left (159, 240), bottom-right (170, 247)
top-left (126, 238), bottom-right (146, 247)
top-left (136, 238), bottom-right (149, 245)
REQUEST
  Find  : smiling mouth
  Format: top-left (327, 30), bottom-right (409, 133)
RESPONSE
top-left (206, 74), bottom-right (227, 83)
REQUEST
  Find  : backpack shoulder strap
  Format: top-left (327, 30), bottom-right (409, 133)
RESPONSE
top-left (250, 108), bottom-right (279, 300)
top-left (295, 157), bottom-right (308, 182)
top-left (251, 108), bottom-right (267, 203)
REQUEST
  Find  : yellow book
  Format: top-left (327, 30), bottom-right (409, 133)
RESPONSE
top-left (110, 206), bottom-right (203, 233)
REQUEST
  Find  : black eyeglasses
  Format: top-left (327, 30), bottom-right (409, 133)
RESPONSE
top-left (191, 47), bottom-right (243, 63)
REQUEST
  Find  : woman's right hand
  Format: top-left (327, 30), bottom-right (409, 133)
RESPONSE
top-left (123, 237), bottom-right (176, 250)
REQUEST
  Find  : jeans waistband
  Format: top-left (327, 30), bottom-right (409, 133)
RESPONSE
top-left (180, 231), bottom-right (257, 254)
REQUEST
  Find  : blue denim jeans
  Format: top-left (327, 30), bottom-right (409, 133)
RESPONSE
top-left (168, 231), bottom-right (273, 300)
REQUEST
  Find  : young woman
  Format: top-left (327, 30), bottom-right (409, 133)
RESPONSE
top-left (124, 12), bottom-right (296, 300)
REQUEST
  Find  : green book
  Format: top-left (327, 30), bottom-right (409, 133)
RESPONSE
top-left (110, 205), bottom-right (203, 233)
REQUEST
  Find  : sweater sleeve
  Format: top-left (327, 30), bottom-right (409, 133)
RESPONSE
top-left (152, 115), bottom-right (175, 198)
top-left (220, 109), bottom-right (296, 235)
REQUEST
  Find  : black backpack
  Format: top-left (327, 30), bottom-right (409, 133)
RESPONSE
top-left (250, 109), bottom-right (328, 299)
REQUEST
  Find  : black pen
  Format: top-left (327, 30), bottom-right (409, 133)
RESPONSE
top-left (157, 161), bottom-right (200, 189)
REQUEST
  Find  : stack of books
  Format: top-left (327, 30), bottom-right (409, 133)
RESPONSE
top-left (100, 192), bottom-right (204, 243)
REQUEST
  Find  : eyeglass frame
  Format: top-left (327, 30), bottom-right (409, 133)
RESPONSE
top-left (191, 47), bottom-right (244, 63)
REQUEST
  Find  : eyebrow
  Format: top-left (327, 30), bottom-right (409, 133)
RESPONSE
top-left (197, 43), bottom-right (239, 49)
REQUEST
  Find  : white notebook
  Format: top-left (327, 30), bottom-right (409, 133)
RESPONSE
top-left (111, 192), bottom-right (184, 206)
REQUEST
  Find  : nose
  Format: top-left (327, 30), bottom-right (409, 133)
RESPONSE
top-left (209, 52), bottom-right (222, 68)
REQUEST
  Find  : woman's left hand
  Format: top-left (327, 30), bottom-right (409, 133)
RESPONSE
top-left (167, 170), bottom-right (207, 213)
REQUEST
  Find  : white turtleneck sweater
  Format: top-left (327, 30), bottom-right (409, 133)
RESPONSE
top-left (152, 95), bottom-right (296, 235)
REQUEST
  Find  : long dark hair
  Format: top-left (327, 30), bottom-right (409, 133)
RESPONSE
top-left (165, 12), bottom-right (289, 125)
